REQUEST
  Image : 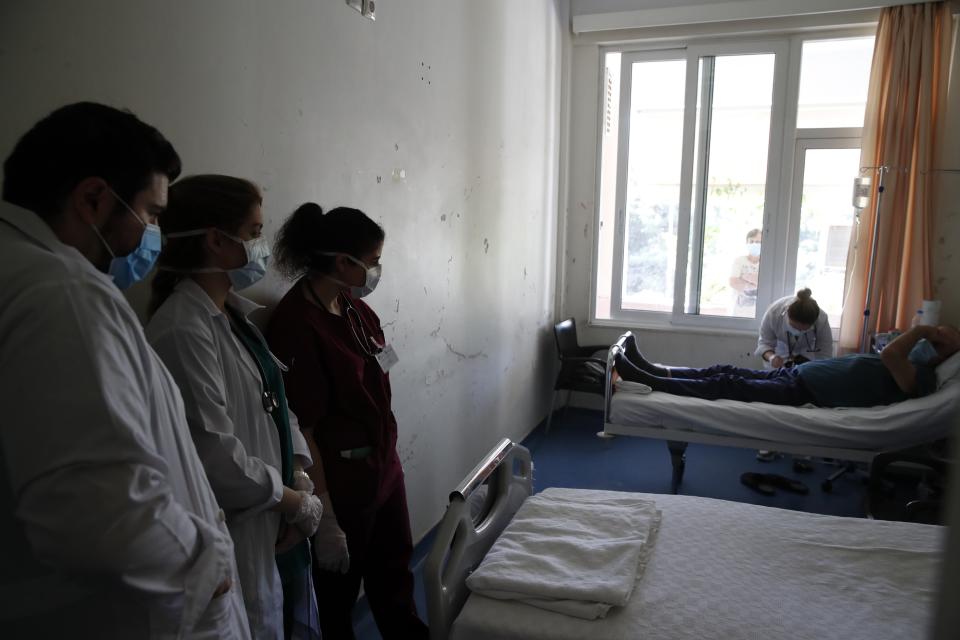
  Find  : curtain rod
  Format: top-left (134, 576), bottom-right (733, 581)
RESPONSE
top-left (860, 166), bottom-right (960, 174)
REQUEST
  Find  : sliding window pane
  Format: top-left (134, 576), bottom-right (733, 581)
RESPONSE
top-left (692, 53), bottom-right (774, 318)
top-left (797, 37), bottom-right (874, 129)
top-left (621, 59), bottom-right (686, 312)
top-left (795, 147), bottom-right (861, 329)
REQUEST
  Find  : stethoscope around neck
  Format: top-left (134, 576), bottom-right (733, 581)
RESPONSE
top-left (225, 310), bottom-right (280, 415)
top-left (304, 277), bottom-right (382, 358)
top-left (782, 312), bottom-right (819, 354)
top-left (251, 363), bottom-right (281, 414)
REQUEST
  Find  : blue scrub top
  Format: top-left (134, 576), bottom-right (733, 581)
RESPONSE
top-left (796, 353), bottom-right (936, 408)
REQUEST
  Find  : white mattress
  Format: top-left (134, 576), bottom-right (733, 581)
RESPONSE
top-left (608, 376), bottom-right (960, 451)
top-left (451, 489), bottom-right (943, 640)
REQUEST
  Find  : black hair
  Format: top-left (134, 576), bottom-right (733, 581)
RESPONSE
top-left (787, 288), bottom-right (820, 326)
top-left (148, 175), bottom-right (262, 316)
top-left (273, 203), bottom-right (385, 280)
top-left (3, 102), bottom-right (181, 218)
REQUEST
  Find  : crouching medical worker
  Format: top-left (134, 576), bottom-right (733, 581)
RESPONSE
top-left (266, 204), bottom-right (429, 639)
top-left (145, 176), bottom-right (324, 640)
top-left (0, 103), bottom-right (249, 638)
top-left (757, 288), bottom-right (833, 368)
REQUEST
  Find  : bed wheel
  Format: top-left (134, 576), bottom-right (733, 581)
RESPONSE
top-left (821, 480), bottom-right (833, 492)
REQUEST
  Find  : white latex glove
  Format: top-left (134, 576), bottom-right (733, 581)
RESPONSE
top-left (313, 494), bottom-right (350, 574)
top-left (292, 469), bottom-right (315, 494)
top-left (286, 490), bottom-right (324, 537)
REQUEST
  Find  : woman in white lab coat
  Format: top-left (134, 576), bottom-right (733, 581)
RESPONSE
top-left (756, 288), bottom-right (833, 368)
top-left (145, 175), bottom-right (323, 640)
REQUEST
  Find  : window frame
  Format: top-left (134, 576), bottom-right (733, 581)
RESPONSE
top-left (610, 48), bottom-right (689, 321)
top-left (591, 26), bottom-right (876, 334)
top-left (784, 137), bottom-right (863, 296)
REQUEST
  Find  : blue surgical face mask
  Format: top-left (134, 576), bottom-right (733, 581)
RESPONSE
top-left (90, 190), bottom-right (161, 290)
top-left (909, 338), bottom-right (939, 366)
top-left (162, 228), bottom-right (271, 291)
top-left (224, 233), bottom-right (271, 290)
top-left (746, 242), bottom-right (761, 258)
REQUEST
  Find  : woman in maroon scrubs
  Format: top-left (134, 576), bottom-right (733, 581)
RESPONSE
top-left (266, 203), bottom-right (428, 639)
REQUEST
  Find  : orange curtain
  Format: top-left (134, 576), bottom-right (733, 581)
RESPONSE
top-left (839, 2), bottom-right (952, 352)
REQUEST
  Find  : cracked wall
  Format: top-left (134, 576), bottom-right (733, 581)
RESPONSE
top-left (0, 0), bottom-right (568, 540)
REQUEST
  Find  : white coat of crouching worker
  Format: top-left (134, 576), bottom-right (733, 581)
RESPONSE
top-left (614, 325), bottom-right (960, 407)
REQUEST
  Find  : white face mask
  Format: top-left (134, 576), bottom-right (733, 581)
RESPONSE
top-left (746, 242), bottom-right (761, 257)
top-left (318, 252), bottom-right (382, 298)
top-left (785, 323), bottom-right (805, 337)
top-left (163, 228), bottom-right (271, 290)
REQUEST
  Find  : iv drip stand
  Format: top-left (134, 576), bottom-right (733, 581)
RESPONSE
top-left (860, 166), bottom-right (888, 353)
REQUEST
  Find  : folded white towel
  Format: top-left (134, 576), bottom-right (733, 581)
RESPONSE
top-left (615, 379), bottom-right (653, 394)
top-left (466, 488), bottom-right (661, 619)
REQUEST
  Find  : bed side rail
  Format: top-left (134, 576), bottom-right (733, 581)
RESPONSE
top-left (451, 437), bottom-right (515, 502)
top-left (604, 332), bottom-right (631, 425)
top-left (424, 438), bottom-right (533, 640)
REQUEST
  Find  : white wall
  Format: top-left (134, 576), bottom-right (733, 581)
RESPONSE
top-left (932, 25), bottom-right (960, 326)
top-left (0, 0), bottom-right (569, 540)
top-left (560, 11), bottom-right (960, 375)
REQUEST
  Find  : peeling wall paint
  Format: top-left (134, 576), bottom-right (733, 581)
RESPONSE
top-left (0, 0), bottom-right (568, 540)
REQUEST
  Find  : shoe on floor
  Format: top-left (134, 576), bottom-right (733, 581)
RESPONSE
top-left (740, 472), bottom-right (776, 496)
top-left (762, 473), bottom-right (809, 495)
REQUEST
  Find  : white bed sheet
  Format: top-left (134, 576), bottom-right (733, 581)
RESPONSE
top-left (451, 489), bottom-right (943, 640)
top-left (608, 376), bottom-right (960, 451)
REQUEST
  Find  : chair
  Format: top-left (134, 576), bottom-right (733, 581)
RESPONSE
top-left (866, 440), bottom-right (952, 524)
top-left (545, 318), bottom-right (609, 433)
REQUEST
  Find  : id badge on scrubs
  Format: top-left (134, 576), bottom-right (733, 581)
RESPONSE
top-left (375, 343), bottom-right (399, 373)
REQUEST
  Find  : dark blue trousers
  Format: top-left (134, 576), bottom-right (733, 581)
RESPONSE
top-left (616, 357), bottom-right (814, 406)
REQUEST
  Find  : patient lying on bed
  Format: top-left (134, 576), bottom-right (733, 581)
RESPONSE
top-left (615, 325), bottom-right (960, 407)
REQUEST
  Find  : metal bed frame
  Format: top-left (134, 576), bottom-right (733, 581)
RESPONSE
top-left (423, 438), bottom-right (534, 640)
top-left (600, 332), bottom-right (877, 493)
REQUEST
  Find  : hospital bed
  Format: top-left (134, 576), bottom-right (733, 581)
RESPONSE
top-left (600, 332), bottom-right (960, 493)
top-left (424, 438), bottom-right (943, 640)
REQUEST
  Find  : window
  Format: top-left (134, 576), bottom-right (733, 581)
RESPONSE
top-left (790, 145), bottom-right (862, 329)
top-left (595, 32), bottom-right (875, 333)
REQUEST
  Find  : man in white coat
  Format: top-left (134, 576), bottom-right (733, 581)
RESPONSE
top-left (0, 103), bottom-right (251, 639)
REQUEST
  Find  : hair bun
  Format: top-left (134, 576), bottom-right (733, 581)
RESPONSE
top-left (796, 288), bottom-right (812, 300)
top-left (294, 202), bottom-right (324, 218)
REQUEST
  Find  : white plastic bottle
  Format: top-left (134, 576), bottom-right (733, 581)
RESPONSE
top-left (911, 309), bottom-right (924, 328)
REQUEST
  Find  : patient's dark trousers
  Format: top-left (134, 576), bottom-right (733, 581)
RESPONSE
top-left (616, 356), bottom-right (814, 406)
